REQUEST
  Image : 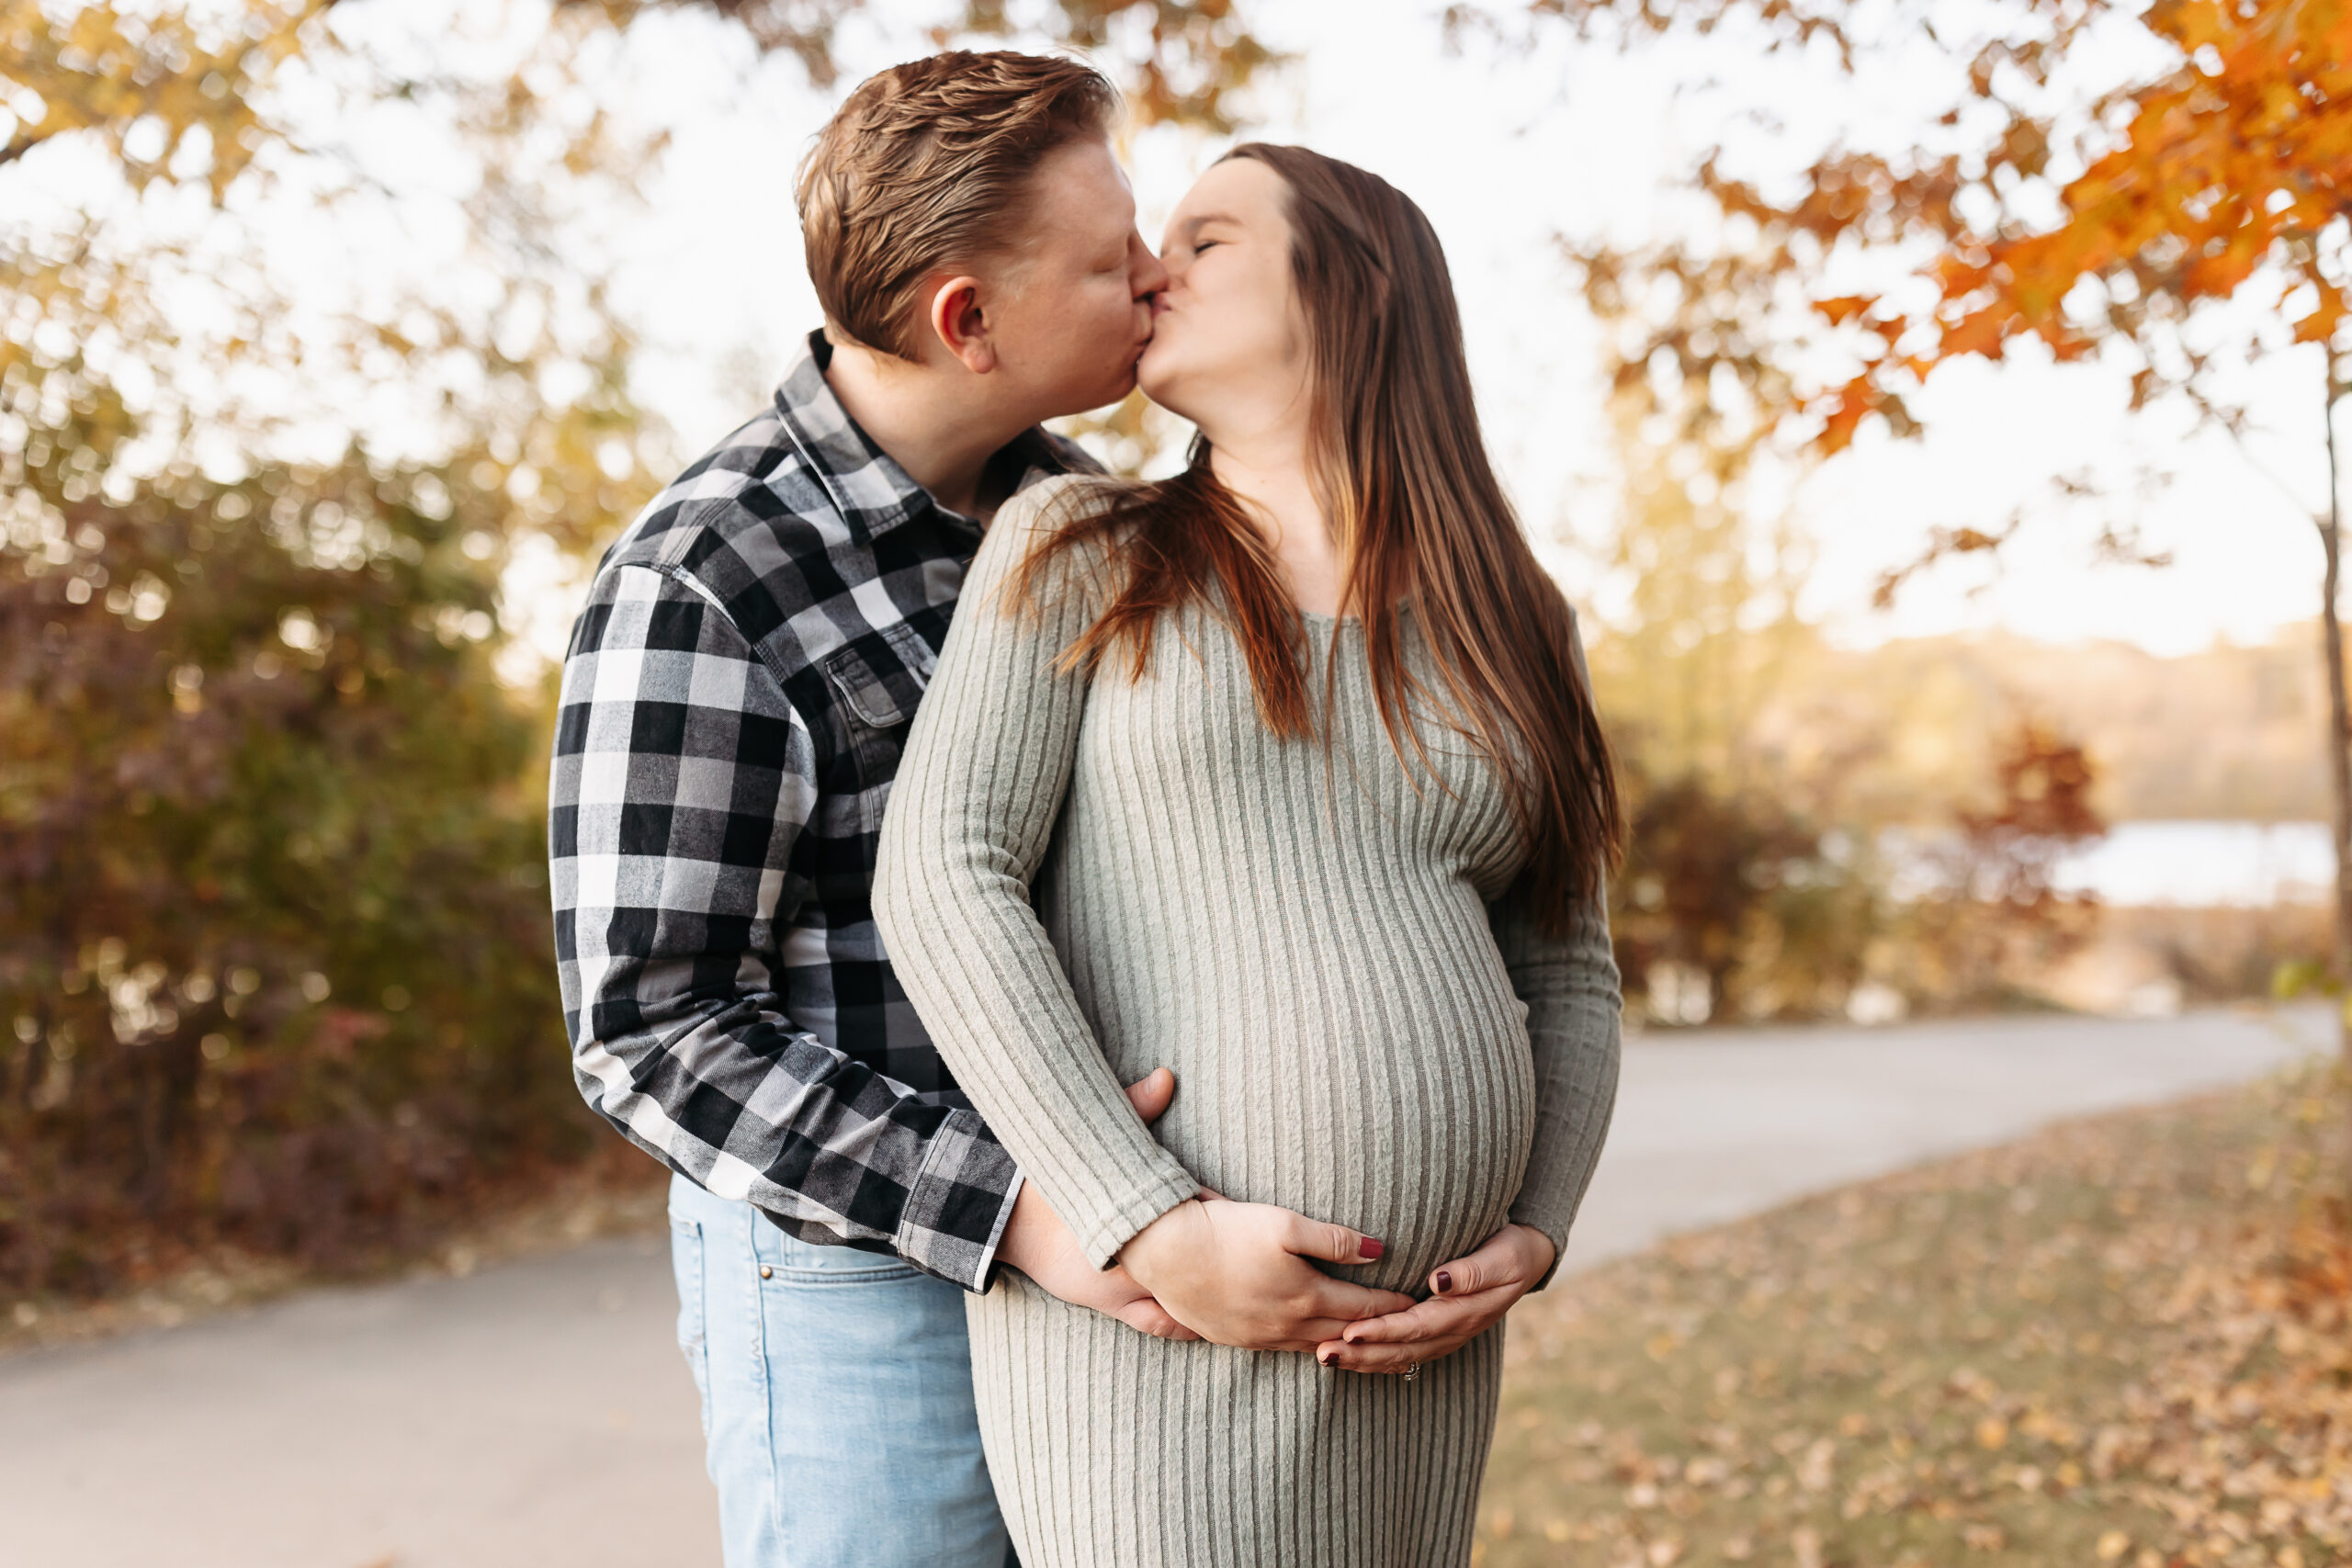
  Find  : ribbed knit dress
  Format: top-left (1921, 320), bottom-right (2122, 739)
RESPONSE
top-left (874, 476), bottom-right (1623, 1568)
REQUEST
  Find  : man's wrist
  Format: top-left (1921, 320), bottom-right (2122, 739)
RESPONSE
top-left (994, 1179), bottom-right (1047, 1275)
top-left (1114, 1195), bottom-right (1203, 1289)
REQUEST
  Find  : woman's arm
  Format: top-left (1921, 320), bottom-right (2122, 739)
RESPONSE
top-left (874, 477), bottom-right (1201, 1269)
top-left (1491, 882), bottom-right (1623, 1288)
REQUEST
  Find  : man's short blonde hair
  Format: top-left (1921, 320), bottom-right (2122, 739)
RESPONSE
top-left (796, 51), bottom-right (1120, 361)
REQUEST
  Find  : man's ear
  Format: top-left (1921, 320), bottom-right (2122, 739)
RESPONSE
top-left (924, 275), bottom-right (997, 375)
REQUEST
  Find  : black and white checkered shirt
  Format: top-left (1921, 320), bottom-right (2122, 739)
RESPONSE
top-left (549, 330), bottom-right (1096, 1292)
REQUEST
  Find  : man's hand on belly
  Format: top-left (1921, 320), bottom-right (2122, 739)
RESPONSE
top-left (1115, 1199), bottom-right (1417, 1353)
top-left (1316, 1223), bottom-right (1558, 1373)
top-left (997, 1067), bottom-right (1201, 1341)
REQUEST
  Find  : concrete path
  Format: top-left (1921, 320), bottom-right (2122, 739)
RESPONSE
top-left (1557, 1002), bottom-right (2330, 1271)
top-left (0, 1004), bottom-right (2330, 1568)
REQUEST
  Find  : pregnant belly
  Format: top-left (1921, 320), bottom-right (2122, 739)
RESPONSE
top-left (1084, 943), bottom-right (1539, 1299)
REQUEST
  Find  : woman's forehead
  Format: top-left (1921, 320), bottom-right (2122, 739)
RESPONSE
top-left (1167, 158), bottom-right (1284, 231)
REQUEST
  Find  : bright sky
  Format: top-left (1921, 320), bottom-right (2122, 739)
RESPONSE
top-left (40, 0), bottom-right (2320, 661)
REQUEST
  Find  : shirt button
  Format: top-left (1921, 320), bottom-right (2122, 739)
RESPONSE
top-left (759, 1266), bottom-right (774, 1280)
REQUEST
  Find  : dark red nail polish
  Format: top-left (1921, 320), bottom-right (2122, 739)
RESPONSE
top-left (1360, 1237), bottom-right (1385, 1260)
top-left (1434, 1269), bottom-right (1453, 1293)
top-left (1318, 1350), bottom-right (1336, 1367)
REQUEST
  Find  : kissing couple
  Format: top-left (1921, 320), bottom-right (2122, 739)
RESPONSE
top-left (550, 48), bottom-right (1623, 1568)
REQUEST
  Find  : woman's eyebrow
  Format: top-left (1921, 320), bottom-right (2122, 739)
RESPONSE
top-left (1173, 210), bottom-right (1240, 237)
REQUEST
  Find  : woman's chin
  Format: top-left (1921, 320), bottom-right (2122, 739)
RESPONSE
top-left (1133, 353), bottom-right (1187, 417)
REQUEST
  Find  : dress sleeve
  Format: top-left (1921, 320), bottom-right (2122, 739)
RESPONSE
top-left (874, 478), bottom-right (1202, 1270)
top-left (1493, 607), bottom-right (1623, 1291)
top-left (1491, 880), bottom-right (1623, 1291)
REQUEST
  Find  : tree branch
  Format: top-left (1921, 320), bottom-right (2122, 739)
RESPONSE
top-left (2180, 376), bottom-right (2324, 527)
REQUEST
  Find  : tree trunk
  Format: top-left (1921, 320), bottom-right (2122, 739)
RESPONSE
top-left (2323, 351), bottom-right (2352, 1068)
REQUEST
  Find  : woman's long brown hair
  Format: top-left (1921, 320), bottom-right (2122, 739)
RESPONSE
top-left (1004, 142), bottom-right (1622, 935)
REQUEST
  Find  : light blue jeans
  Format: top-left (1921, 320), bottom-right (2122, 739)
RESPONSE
top-left (667, 1173), bottom-right (1013, 1567)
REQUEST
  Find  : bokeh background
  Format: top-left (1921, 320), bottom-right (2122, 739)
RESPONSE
top-left (5, 5), bottom-right (2349, 1565)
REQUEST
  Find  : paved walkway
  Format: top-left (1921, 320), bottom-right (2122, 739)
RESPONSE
top-left (0, 1005), bottom-right (2329, 1568)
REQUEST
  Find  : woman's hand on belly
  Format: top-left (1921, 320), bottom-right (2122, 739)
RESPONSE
top-left (1118, 1198), bottom-right (1418, 1354)
top-left (1317, 1223), bottom-right (1558, 1374)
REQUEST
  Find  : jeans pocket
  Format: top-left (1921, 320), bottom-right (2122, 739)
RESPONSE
top-left (670, 1213), bottom-right (713, 1441)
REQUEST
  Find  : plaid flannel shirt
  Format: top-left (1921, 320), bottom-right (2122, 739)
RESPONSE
top-left (549, 329), bottom-right (1096, 1292)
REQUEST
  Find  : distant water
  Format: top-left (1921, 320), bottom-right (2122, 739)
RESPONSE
top-left (2052, 820), bottom-right (2333, 907)
top-left (1884, 820), bottom-right (2334, 908)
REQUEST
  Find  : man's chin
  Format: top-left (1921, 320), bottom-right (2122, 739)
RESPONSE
top-left (1054, 367), bottom-right (1142, 419)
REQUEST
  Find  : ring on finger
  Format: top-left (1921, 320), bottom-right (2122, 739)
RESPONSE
top-left (1402, 1361), bottom-right (1419, 1382)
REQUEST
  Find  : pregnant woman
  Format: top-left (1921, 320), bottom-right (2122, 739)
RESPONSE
top-left (875, 144), bottom-right (1623, 1567)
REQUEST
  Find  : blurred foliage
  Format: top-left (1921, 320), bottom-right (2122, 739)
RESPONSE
top-left (0, 0), bottom-right (671, 1297)
top-left (0, 0), bottom-right (318, 192)
top-left (1586, 409), bottom-right (2118, 1026)
top-left (1611, 766), bottom-right (1881, 1028)
top-left (1589, 409), bottom-right (1879, 1025)
top-left (1780, 631), bottom-right (2333, 826)
top-left (0, 404), bottom-right (628, 1292)
top-left (1610, 723), bottom-right (2111, 1028)
top-left (1489, 0), bottom-right (2352, 458)
top-left (948, 0), bottom-right (1282, 130)
top-left (564, 0), bottom-right (1280, 125)
top-left (0, 0), bottom-right (1273, 1300)
top-left (1897, 721), bottom-right (2106, 1013)
top-left (1584, 402), bottom-right (1812, 788)
top-left (1049, 387), bottom-right (1193, 478)
top-left (1507, 0), bottom-right (2352, 1024)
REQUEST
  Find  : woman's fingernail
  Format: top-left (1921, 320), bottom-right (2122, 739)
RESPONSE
top-left (1318, 1350), bottom-right (1336, 1367)
top-left (1360, 1237), bottom-right (1385, 1260)
top-left (1434, 1269), bottom-right (1453, 1293)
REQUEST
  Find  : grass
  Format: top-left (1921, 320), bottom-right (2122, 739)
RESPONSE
top-left (1479, 1056), bottom-right (2351, 1568)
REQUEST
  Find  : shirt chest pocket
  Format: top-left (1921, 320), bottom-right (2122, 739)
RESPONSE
top-left (818, 621), bottom-right (939, 821)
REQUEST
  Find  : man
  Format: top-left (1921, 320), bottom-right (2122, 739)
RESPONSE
top-left (548, 52), bottom-right (1409, 1567)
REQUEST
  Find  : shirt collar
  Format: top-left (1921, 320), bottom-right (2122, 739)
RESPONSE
top-left (771, 329), bottom-right (1097, 543)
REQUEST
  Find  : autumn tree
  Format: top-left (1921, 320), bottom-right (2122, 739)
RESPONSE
top-left (1, 0), bottom-right (673, 1293)
top-left (1465, 0), bottom-right (2352, 1045)
top-left (0, 0), bottom-right (1273, 1298)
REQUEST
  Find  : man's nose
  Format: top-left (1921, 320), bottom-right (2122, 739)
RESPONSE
top-left (1134, 243), bottom-right (1171, 300)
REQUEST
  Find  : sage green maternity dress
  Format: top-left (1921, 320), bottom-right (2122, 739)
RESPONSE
top-left (875, 477), bottom-right (1622, 1568)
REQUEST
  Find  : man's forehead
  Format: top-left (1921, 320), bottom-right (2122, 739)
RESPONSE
top-left (1033, 136), bottom-right (1128, 203)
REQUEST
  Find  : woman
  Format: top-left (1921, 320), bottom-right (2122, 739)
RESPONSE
top-left (874, 144), bottom-right (1623, 1568)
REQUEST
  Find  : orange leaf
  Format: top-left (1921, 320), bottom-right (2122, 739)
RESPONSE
top-left (1940, 308), bottom-right (2014, 362)
top-left (2294, 278), bottom-right (2346, 346)
top-left (1815, 295), bottom-right (1873, 326)
top-left (1815, 380), bottom-right (1877, 457)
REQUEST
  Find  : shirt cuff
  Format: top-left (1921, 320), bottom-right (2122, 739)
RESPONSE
top-left (893, 1107), bottom-right (1024, 1292)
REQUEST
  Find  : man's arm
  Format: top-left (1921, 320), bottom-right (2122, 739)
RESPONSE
top-left (549, 559), bottom-right (1019, 1291)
